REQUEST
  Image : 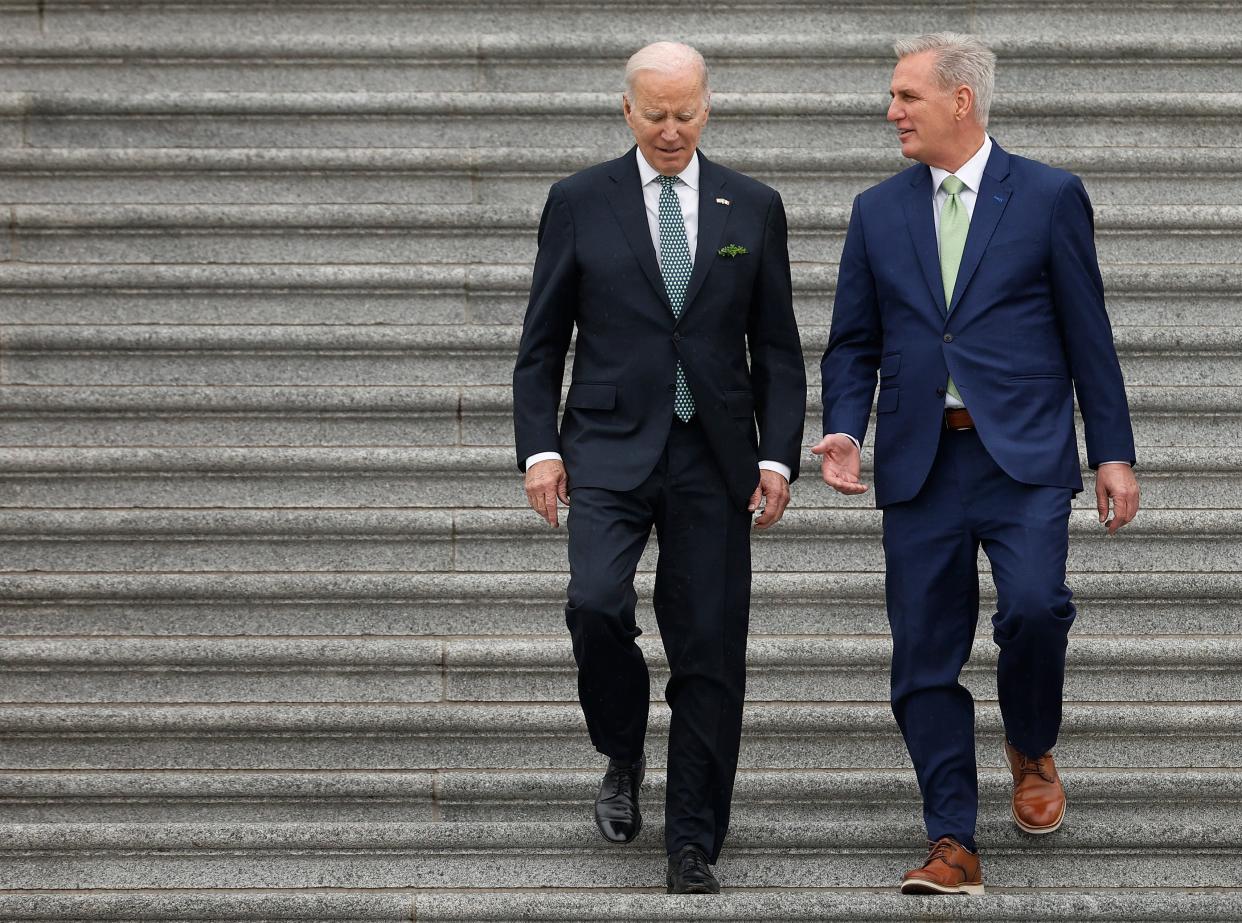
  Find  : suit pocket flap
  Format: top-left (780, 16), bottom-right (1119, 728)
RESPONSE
top-left (879, 353), bottom-right (901, 378)
top-left (725, 390), bottom-right (755, 419)
top-left (565, 382), bottom-right (616, 410)
top-left (876, 387), bottom-right (899, 413)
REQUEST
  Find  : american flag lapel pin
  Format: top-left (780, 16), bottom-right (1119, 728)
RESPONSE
top-left (716, 197), bottom-right (731, 206)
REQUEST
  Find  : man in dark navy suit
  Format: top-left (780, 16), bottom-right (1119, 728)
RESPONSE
top-left (513, 42), bottom-right (805, 893)
top-left (814, 33), bottom-right (1140, 893)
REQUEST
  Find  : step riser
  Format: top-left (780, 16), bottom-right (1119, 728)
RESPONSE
top-left (3, 354), bottom-right (1233, 389)
top-left (3, 60), bottom-right (1239, 96)
top-left (0, 597), bottom-right (1235, 639)
top-left (1, 729), bottom-right (1233, 771)
top-left (7, 171), bottom-right (1241, 208)
top-left (1, 848), bottom-right (1236, 891)
top-left (22, 4), bottom-right (1242, 40)
top-left (0, 531), bottom-right (1227, 574)
top-left (7, 115), bottom-right (1229, 152)
top-left (4, 664), bottom-right (1234, 705)
top-left (0, 413), bottom-right (460, 448)
top-left (13, 228), bottom-right (1240, 266)
top-left (0, 290), bottom-right (1234, 328)
top-left (0, 469), bottom-right (1229, 510)
top-left (2, 768), bottom-right (1232, 824)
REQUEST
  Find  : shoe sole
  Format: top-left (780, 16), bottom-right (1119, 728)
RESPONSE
top-left (667, 876), bottom-right (720, 894)
top-left (1011, 799), bottom-right (1065, 835)
top-left (900, 880), bottom-right (985, 896)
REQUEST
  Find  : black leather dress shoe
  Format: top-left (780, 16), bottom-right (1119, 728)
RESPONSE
top-left (594, 755), bottom-right (644, 843)
top-left (666, 844), bottom-right (720, 894)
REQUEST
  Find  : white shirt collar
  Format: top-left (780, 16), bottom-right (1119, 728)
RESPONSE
top-left (929, 136), bottom-right (992, 196)
top-left (636, 146), bottom-right (700, 191)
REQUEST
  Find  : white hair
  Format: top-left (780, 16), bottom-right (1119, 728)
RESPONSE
top-left (623, 41), bottom-right (710, 107)
top-left (894, 32), bottom-right (996, 128)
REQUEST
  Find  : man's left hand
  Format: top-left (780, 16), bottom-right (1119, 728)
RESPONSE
top-left (749, 469), bottom-right (790, 529)
top-left (1095, 462), bottom-right (1140, 535)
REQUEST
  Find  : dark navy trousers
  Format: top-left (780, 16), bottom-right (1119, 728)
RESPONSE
top-left (564, 416), bottom-right (752, 863)
top-left (882, 426), bottom-right (1075, 849)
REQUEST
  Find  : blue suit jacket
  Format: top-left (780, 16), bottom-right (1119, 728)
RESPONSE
top-left (821, 140), bottom-right (1136, 508)
top-left (514, 148), bottom-right (806, 510)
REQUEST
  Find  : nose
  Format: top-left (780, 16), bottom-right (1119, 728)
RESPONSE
top-left (660, 121), bottom-right (679, 141)
top-left (886, 98), bottom-right (901, 122)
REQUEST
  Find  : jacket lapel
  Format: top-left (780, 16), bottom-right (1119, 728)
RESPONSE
top-left (903, 166), bottom-right (948, 317)
top-left (603, 147), bottom-right (671, 311)
top-left (678, 153), bottom-right (730, 321)
top-left (948, 143), bottom-right (1014, 314)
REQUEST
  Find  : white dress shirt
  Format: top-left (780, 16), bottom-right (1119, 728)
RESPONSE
top-left (527, 147), bottom-right (791, 483)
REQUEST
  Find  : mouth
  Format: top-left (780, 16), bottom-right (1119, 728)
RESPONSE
top-left (656, 145), bottom-right (683, 156)
top-left (896, 129), bottom-right (914, 140)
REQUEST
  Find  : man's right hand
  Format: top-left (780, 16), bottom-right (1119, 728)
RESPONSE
top-left (811, 433), bottom-right (868, 495)
top-left (525, 458), bottom-right (570, 527)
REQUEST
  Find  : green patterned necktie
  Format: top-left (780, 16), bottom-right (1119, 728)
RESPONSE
top-left (939, 175), bottom-right (968, 402)
top-left (657, 174), bottom-right (695, 421)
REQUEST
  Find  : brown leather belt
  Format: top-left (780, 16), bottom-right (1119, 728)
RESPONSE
top-left (944, 408), bottom-right (975, 431)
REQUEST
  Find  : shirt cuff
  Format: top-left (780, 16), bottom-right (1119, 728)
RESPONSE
top-left (1097, 461), bottom-right (1132, 467)
top-left (758, 460), bottom-right (791, 482)
top-left (831, 433), bottom-right (861, 452)
top-left (525, 451), bottom-right (563, 470)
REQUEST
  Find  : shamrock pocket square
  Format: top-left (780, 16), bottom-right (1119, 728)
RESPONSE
top-left (717, 243), bottom-right (748, 258)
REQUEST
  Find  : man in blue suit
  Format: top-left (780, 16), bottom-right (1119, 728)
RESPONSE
top-left (813, 33), bottom-right (1140, 894)
top-left (513, 42), bottom-right (805, 893)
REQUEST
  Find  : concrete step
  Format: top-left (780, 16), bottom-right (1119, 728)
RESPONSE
top-left (0, 701), bottom-right (1235, 770)
top-left (4, 33), bottom-right (1239, 95)
top-left (0, 381), bottom-right (1232, 450)
top-left (5, 146), bottom-right (1241, 206)
top-left (1, 261), bottom-right (1235, 329)
top-left (2, 635), bottom-right (1236, 705)
top-left (0, 507), bottom-right (1231, 575)
top-left (0, 385), bottom-right (465, 447)
top-left (2, 816), bottom-right (1240, 889)
top-left (0, 323), bottom-right (1233, 388)
top-left (10, 203), bottom-right (1242, 267)
top-left (21, 0), bottom-right (1242, 46)
top-left (2, 766), bottom-right (1236, 824)
top-left (0, 444), bottom-right (1231, 509)
top-left (3, 890), bottom-right (1242, 923)
top-left (2, 571), bottom-right (1236, 638)
top-left (1, 91), bottom-right (1237, 150)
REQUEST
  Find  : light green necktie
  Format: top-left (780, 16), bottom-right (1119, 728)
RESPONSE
top-left (939, 175), bottom-right (967, 402)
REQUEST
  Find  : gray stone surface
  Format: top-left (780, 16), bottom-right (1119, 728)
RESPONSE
top-left (2, 0), bottom-right (1240, 908)
top-left (0, 701), bottom-right (1236, 771)
top-left (1, 815), bottom-right (1241, 890)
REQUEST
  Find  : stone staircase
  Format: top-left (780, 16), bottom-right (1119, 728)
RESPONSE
top-left (0, 1), bottom-right (1239, 919)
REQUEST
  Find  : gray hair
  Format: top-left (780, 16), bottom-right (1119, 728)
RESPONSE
top-left (624, 41), bottom-right (710, 107)
top-left (893, 32), bottom-right (996, 128)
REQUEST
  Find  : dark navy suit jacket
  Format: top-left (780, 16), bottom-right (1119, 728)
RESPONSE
top-left (514, 148), bottom-right (806, 510)
top-left (821, 140), bottom-right (1136, 508)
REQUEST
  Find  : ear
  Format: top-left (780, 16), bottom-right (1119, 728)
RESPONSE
top-left (954, 84), bottom-right (975, 122)
top-left (622, 93), bottom-right (632, 119)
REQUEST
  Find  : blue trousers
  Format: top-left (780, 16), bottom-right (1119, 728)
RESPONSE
top-left (882, 427), bottom-right (1075, 849)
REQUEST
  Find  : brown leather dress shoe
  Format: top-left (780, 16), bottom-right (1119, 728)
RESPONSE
top-left (1004, 739), bottom-right (1066, 834)
top-left (900, 837), bottom-right (984, 895)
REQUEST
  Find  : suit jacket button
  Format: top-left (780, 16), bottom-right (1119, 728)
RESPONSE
top-left (673, 332), bottom-right (682, 342)
top-left (943, 334), bottom-right (954, 343)
top-left (936, 387), bottom-right (946, 397)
